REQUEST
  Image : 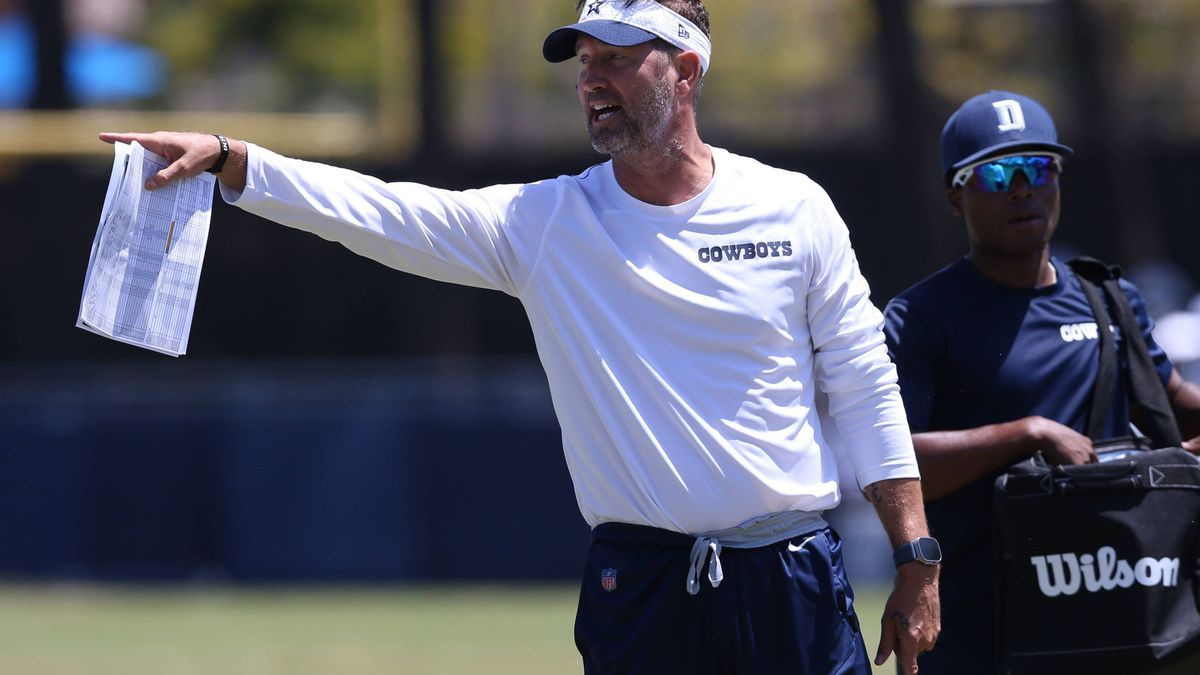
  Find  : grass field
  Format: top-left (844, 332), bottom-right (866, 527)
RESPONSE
top-left (0, 583), bottom-right (894, 674)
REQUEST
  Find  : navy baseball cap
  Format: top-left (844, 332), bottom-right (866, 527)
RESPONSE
top-left (940, 90), bottom-right (1073, 177)
top-left (544, 20), bottom-right (657, 57)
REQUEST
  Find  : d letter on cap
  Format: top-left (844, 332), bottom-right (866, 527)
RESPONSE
top-left (992, 100), bottom-right (1026, 132)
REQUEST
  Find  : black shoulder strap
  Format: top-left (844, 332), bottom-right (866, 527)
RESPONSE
top-left (1068, 257), bottom-right (1182, 447)
top-left (1069, 258), bottom-right (1119, 440)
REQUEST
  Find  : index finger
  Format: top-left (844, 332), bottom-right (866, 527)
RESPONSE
top-left (875, 613), bottom-right (896, 666)
top-left (99, 132), bottom-right (140, 145)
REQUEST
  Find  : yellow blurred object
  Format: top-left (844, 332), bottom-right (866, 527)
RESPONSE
top-left (0, 110), bottom-right (405, 159)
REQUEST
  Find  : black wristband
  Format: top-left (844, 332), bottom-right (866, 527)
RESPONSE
top-left (206, 134), bottom-right (230, 174)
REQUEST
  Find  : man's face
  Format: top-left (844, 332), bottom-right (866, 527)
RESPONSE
top-left (949, 160), bottom-right (1062, 257)
top-left (575, 35), bottom-right (677, 156)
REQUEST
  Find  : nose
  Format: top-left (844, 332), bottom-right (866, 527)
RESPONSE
top-left (579, 64), bottom-right (605, 94)
top-left (1008, 169), bottom-right (1034, 198)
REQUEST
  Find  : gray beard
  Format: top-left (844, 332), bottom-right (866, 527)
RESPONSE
top-left (586, 77), bottom-right (676, 157)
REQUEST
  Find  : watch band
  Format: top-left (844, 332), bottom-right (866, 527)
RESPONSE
top-left (893, 536), bottom-right (942, 567)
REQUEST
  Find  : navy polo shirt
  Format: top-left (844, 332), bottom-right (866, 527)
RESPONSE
top-left (883, 256), bottom-right (1173, 672)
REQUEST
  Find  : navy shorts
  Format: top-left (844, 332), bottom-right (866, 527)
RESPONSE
top-left (574, 522), bottom-right (871, 675)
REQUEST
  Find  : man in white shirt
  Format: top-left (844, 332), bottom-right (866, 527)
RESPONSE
top-left (101, 1), bottom-right (939, 673)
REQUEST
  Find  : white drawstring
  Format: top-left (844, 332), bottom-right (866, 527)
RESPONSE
top-left (677, 511), bottom-right (828, 597)
top-left (687, 536), bottom-right (724, 595)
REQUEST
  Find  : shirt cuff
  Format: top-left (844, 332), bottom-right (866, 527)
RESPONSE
top-left (217, 141), bottom-right (263, 204)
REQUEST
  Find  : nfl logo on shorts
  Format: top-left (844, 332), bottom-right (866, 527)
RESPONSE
top-left (601, 567), bottom-right (618, 592)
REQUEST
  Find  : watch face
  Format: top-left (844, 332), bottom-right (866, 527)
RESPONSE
top-left (915, 538), bottom-right (942, 563)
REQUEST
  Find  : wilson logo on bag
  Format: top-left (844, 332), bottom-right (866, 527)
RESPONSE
top-left (1030, 546), bottom-right (1180, 597)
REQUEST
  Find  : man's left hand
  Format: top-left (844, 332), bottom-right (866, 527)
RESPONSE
top-left (876, 563), bottom-right (940, 675)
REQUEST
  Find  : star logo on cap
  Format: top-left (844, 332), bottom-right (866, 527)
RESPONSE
top-left (587, 0), bottom-right (605, 16)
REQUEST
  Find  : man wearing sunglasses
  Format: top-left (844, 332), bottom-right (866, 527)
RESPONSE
top-left (883, 90), bottom-right (1200, 674)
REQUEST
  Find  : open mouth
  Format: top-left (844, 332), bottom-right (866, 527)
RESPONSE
top-left (590, 104), bottom-right (622, 123)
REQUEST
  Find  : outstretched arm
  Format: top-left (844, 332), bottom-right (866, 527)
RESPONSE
top-left (864, 477), bottom-right (940, 675)
top-left (97, 131), bottom-right (534, 293)
top-left (99, 131), bottom-right (248, 193)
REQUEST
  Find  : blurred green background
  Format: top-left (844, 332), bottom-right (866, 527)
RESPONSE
top-left (0, 583), bottom-right (895, 674)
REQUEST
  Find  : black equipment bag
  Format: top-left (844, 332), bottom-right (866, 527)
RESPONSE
top-left (993, 258), bottom-right (1200, 674)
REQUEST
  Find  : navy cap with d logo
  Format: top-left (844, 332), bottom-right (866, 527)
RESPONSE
top-left (940, 90), bottom-right (1073, 180)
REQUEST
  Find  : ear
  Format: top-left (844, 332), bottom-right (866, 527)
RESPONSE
top-left (673, 51), bottom-right (703, 98)
top-left (946, 187), bottom-right (964, 218)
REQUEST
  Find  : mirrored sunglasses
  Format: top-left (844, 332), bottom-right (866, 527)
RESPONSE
top-left (952, 154), bottom-right (1063, 192)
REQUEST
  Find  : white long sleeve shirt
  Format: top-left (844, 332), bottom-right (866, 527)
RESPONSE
top-left (224, 144), bottom-right (919, 534)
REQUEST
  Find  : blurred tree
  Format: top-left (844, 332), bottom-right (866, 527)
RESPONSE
top-left (1095, 0), bottom-right (1200, 140)
top-left (1060, 0), bottom-right (1159, 263)
top-left (701, 0), bottom-right (883, 147)
top-left (440, 0), bottom-right (884, 153)
top-left (143, 0), bottom-right (397, 114)
top-left (440, 0), bottom-right (587, 152)
top-left (911, 0), bottom-right (1074, 121)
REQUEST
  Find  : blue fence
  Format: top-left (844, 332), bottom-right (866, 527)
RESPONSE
top-left (0, 359), bottom-right (891, 584)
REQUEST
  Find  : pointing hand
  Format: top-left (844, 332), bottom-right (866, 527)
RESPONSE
top-left (99, 131), bottom-right (245, 192)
